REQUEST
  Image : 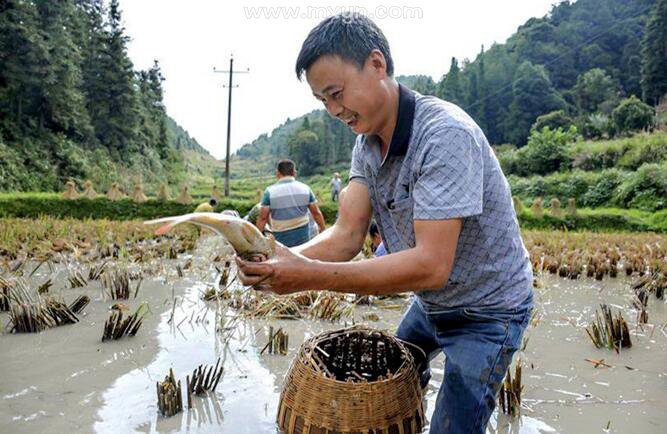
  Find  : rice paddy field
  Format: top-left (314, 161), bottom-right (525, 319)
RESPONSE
top-left (0, 217), bottom-right (666, 433)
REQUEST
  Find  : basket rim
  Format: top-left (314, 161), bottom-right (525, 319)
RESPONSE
top-left (295, 325), bottom-right (419, 386)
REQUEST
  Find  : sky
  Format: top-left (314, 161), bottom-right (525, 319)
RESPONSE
top-left (119, 0), bottom-right (563, 159)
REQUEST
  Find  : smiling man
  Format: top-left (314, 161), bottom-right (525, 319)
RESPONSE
top-left (236, 12), bottom-right (533, 434)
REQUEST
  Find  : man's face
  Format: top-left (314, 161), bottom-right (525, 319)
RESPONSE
top-left (306, 52), bottom-right (388, 135)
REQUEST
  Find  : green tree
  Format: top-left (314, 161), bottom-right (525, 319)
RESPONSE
top-left (612, 96), bottom-right (656, 134)
top-left (504, 62), bottom-right (566, 146)
top-left (640, 0), bottom-right (667, 105)
top-left (574, 68), bottom-right (619, 114)
top-left (288, 129), bottom-right (320, 176)
top-left (438, 57), bottom-right (463, 106)
top-left (137, 60), bottom-right (168, 157)
top-left (0, 0), bottom-right (46, 131)
top-left (36, 1), bottom-right (92, 137)
top-left (96, 0), bottom-right (138, 156)
top-left (77, 0), bottom-right (108, 147)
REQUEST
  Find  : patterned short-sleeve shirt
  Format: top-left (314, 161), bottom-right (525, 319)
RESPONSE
top-left (349, 84), bottom-right (533, 311)
top-left (261, 177), bottom-right (316, 233)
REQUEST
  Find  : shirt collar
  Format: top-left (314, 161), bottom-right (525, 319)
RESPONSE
top-left (363, 83), bottom-right (416, 161)
top-left (278, 176), bottom-right (295, 182)
top-left (388, 83), bottom-right (416, 157)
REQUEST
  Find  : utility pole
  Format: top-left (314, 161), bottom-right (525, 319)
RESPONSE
top-left (214, 55), bottom-right (249, 197)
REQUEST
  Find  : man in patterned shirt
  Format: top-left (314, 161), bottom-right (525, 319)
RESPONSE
top-left (237, 13), bottom-right (533, 433)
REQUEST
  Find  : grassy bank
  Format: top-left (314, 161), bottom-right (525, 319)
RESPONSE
top-left (0, 193), bottom-right (665, 233)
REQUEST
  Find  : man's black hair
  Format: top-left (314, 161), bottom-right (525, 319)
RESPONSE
top-left (369, 220), bottom-right (380, 237)
top-left (277, 159), bottom-right (296, 176)
top-left (295, 12), bottom-right (394, 80)
top-left (209, 197), bottom-right (218, 207)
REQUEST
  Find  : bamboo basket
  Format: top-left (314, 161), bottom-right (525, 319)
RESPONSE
top-left (277, 326), bottom-right (424, 434)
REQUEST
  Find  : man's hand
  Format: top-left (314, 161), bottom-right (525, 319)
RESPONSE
top-left (235, 243), bottom-right (318, 295)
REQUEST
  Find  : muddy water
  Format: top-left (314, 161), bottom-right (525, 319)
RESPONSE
top-left (1, 237), bottom-right (666, 434)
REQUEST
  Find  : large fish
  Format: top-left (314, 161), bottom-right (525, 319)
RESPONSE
top-left (144, 212), bottom-right (274, 261)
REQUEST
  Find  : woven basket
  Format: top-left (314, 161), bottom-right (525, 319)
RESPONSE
top-left (277, 326), bottom-right (424, 434)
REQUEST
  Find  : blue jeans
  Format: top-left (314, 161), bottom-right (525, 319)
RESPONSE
top-left (396, 297), bottom-right (532, 434)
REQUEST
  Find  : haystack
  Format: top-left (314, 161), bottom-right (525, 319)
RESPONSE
top-left (566, 197), bottom-right (577, 216)
top-left (175, 185), bottom-right (192, 205)
top-left (157, 183), bottom-right (171, 201)
top-left (550, 198), bottom-right (562, 218)
top-left (531, 197), bottom-right (543, 217)
top-left (132, 181), bottom-right (148, 203)
top-left (62, 181), bottom-right (79, 200)
top-left (106, 182), bottom-right (125, 200)
top-left (82, 180), bottom-right (98, 199)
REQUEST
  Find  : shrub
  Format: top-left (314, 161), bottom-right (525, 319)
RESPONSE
top-left (581, 169), bottom-right (626, 207)
top-left (612, 162), bottom-right (667, 211)
top-left (612, 96), bottom-right (656, 134)
top-left (514, 126), bottom-right (580, 176)
top-left (578, 113), bottom-right (612, 139)
top-left (571, 132), bottom-right (667, 171)
top-left (531, 110), bottom-right (574, 133)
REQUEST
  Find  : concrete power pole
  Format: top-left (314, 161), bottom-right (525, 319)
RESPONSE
top-left (214, 55), bottom-right (249, 197)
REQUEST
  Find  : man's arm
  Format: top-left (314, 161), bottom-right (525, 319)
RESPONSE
top-left (255, 207), bottom-right (270, 233)
top-left (311, 219), bottom-right (461, 295)
top-left (237, 218), bottom-right (461, 296)
top-left (293, 181), bottom-right (372, 262)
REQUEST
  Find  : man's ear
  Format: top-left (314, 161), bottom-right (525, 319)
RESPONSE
top-left (366, 49), bottom-right (388, 79)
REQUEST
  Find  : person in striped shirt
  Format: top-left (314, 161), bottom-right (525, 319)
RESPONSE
top-left (256, 159), bottom-right (326, 247)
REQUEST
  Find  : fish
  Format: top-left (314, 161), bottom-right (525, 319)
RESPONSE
top-left (144, 212), bottom-right (274, 261)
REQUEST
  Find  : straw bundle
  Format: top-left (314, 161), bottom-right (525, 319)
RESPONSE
top-left (175, 185), bottom-right (192, 205)
top-left (186, 358), bottom-right (224, 408)
top-left (277, 326), bottom-right (424, 434)
top-left (498, 359), bottom-right (523, 417)
top-left (157, 183), bottom-right (171, 201)
top-left (101, 303), bottom-right (147, 341)
top-left (62, 180), bottom-right (79, 200)
top-left (531, 197), bottom-right (543, 217)
top-left (585, 304), bottom-right (632, 351)
top-left (82, 180), bottom-right (98, 199)
top-left (549, 198), bottom-right (562, 217)
top-left (157, 369), bottom-right (183, 417)
top-left (132, 181), bottom-right (148, 203)
top-left (106, 182), bottom-right (125, 200)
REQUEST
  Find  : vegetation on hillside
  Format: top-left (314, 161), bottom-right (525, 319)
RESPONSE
top-left (0, 0), bottom-right (217, 192)
top-left (234, 0), bottom-right (665, 176)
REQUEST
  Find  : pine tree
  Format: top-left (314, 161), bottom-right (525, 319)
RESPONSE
top-left (640, 0), bottom-right (667, 105)
top-left (438, 57), bottom-right (463, 106)
top-left (36, 1), bottom-right (92, 137)
top-left (0, 0), bottom-right (46, 132)
top-left (97, 0), bottom-right (138, 157)
top-left (76, 0), bottom-right (108, 146)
